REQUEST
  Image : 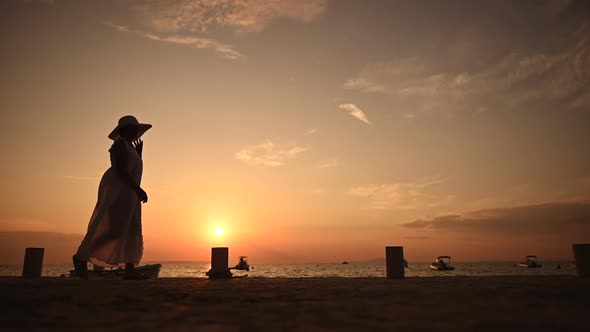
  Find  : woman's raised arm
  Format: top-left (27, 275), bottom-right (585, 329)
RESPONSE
top-left (111, 139), bottom-right (148, 203)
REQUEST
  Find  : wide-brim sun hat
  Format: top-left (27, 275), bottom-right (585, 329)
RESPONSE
top-left (108, 115), bottom-right (152, 140)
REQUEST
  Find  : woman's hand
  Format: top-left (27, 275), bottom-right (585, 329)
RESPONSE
top-left (136, 187), bottom-right (148, 203)
top-left (133, 139), bottom-right (143, 158)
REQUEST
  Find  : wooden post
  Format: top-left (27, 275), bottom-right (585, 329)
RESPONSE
top-left (22, 247), bottom-right (44, 278)
top-left (572, 243), bottom-right (590, 278)
top-left (385, 246), bottom-right (404, 279)
top-left (206, 247), bottom-right (232, 279)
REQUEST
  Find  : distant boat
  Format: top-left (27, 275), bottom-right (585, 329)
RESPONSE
top-left (518, 255), bottom-right (542, 268)
top-left (231, 256), bottom-right (250, 271)
top-left (342, 261), bottom-right (349, 265)
top-left (430, 256), bottom-right (455, 271)
top-left (404, 259), bottom-right (408, 268)
top-left (67, 264), bottom-right (161, 279)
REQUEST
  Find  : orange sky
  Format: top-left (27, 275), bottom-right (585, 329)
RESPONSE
top-left (1, 0), bottom-right (589, 264)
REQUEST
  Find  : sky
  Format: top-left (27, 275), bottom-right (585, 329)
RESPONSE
top-left (0, 0), bottom-right (589, 264)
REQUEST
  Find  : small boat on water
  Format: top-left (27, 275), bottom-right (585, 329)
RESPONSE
top-left (518, 255), bottom-right (542, 268)
top-left (231, 256), bottom-right (250, 271)
top-left (404, 259), bottom-right (408, 268)
top-left (430, 256), bottom-right (455, 271)
top-left (67, 264), bottom-right (161, 279)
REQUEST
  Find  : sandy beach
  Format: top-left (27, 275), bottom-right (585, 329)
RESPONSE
top-left (1, 275), bottom-right (588, 331)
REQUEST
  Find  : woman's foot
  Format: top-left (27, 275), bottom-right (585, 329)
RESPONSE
top-left (72, 255), bottom-right (88, 280)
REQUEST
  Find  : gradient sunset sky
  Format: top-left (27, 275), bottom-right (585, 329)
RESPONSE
top-left (1, 0), bottom-right (589, 264)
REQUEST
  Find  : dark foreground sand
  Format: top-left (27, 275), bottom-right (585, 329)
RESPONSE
top-left (1, 276), bottom-right (588, 331)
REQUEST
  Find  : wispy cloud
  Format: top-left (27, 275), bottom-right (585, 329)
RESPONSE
top-left (104, 22), bottom-right (241, 59)
top-left (304, 128), bottom-right (318, 136)
top-left (348, 177), bottom-right (453, 210)
top-left (312, 187), bottom-right (326, 194)
top-left (157, 35), bottom-right (241, 59)
top-left (343, 22), bottom-right (590, 115)
top-left (338, 104), bottom-right (371, 124)
top-left (105, 22), bottom-right (131, 33)
top-left (107, 1), bottom-right (327, 59)
top-left (343, 78), bottom-right (386, 93)
top-left (135, 0), bottom-right (328, 34)
top-left (236, 140), bottom-right (308, 167)
top-left (343, 57), bottom-right (426, 96)
top-left (111, 0), bottom-right (326, 59)
top-left (401, 112), bottom-right (416, 120)
top-left (316, 159), bottom-right (338, 169)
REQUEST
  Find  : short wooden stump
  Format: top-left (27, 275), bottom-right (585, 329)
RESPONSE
top-left (573, 243), bottom-right (590, 278)
top-left (206, 247), bottom-right (232, 279)
top-left (22, 247), bottom-right (44, 278)
top-left (385, 246), bottom-right (404, 279)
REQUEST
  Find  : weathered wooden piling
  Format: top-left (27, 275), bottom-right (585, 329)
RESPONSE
top-left (22, 247), bottom-right (44, 278)
top-left (206, 247), bottom-right (232, 279)
top-left (572, 243), bottom-right (590, 278)
top-left (385, 246), bottom-right (404, 279)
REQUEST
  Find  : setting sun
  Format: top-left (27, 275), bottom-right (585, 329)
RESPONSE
top-left (214, 228), bottom-right (224, 237)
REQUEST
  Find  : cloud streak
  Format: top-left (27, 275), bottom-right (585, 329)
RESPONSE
top-left (349, 178), bottom-right (453, 210)
top-left (112, 0), bottom-right (327, 59)
top-left (338, 104), bottom-right (371, 124)
top-left (104, 22), bottom-right (242, 59)
top-left (135, 0), bottom-right (328, 34)
top-left (316, 159), bottom-right (338, 168)
top-left (403, 201), bottom-right (590, 235)
top-left (155, 35), bottom-right (241, 59)
top-left (343, 78), bottom-right (386, 93)
top-left (304, 128), bottom-right (318, 136)
top-left (343, 20), bottom-right (590, 116)
top-left (235, 140), bottom-right (308, 167)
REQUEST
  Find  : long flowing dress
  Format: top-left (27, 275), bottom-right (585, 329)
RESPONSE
top-left (76, 138), bottom-right (143, 266)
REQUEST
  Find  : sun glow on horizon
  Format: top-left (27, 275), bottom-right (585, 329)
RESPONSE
top-left (214, 227), bottom-right (224, 237)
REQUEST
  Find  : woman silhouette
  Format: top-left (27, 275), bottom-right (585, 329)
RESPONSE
top-left (73, 115), bottom-right (151, 279)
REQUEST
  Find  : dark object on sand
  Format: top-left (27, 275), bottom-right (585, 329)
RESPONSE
top-left (206, 247), bottom-right (233, 279)
top-left (573, 243), bottom-right (590, 278)
top-left (68, 264), bottom-right (161, 279)
top-left (386, 246), bottom-right (405, 278)
top-left (22, 248), bottom-right (44, 278)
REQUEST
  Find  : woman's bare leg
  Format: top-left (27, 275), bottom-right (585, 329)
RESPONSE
top-left (72, 255), bottom-right (88, 280)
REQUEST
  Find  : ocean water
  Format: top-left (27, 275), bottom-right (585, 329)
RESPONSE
top-left (0, 261), bottom-right (576, 278)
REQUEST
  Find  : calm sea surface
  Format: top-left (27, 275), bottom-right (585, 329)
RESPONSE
top-left (0, 261), bottom-right (575, 278)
